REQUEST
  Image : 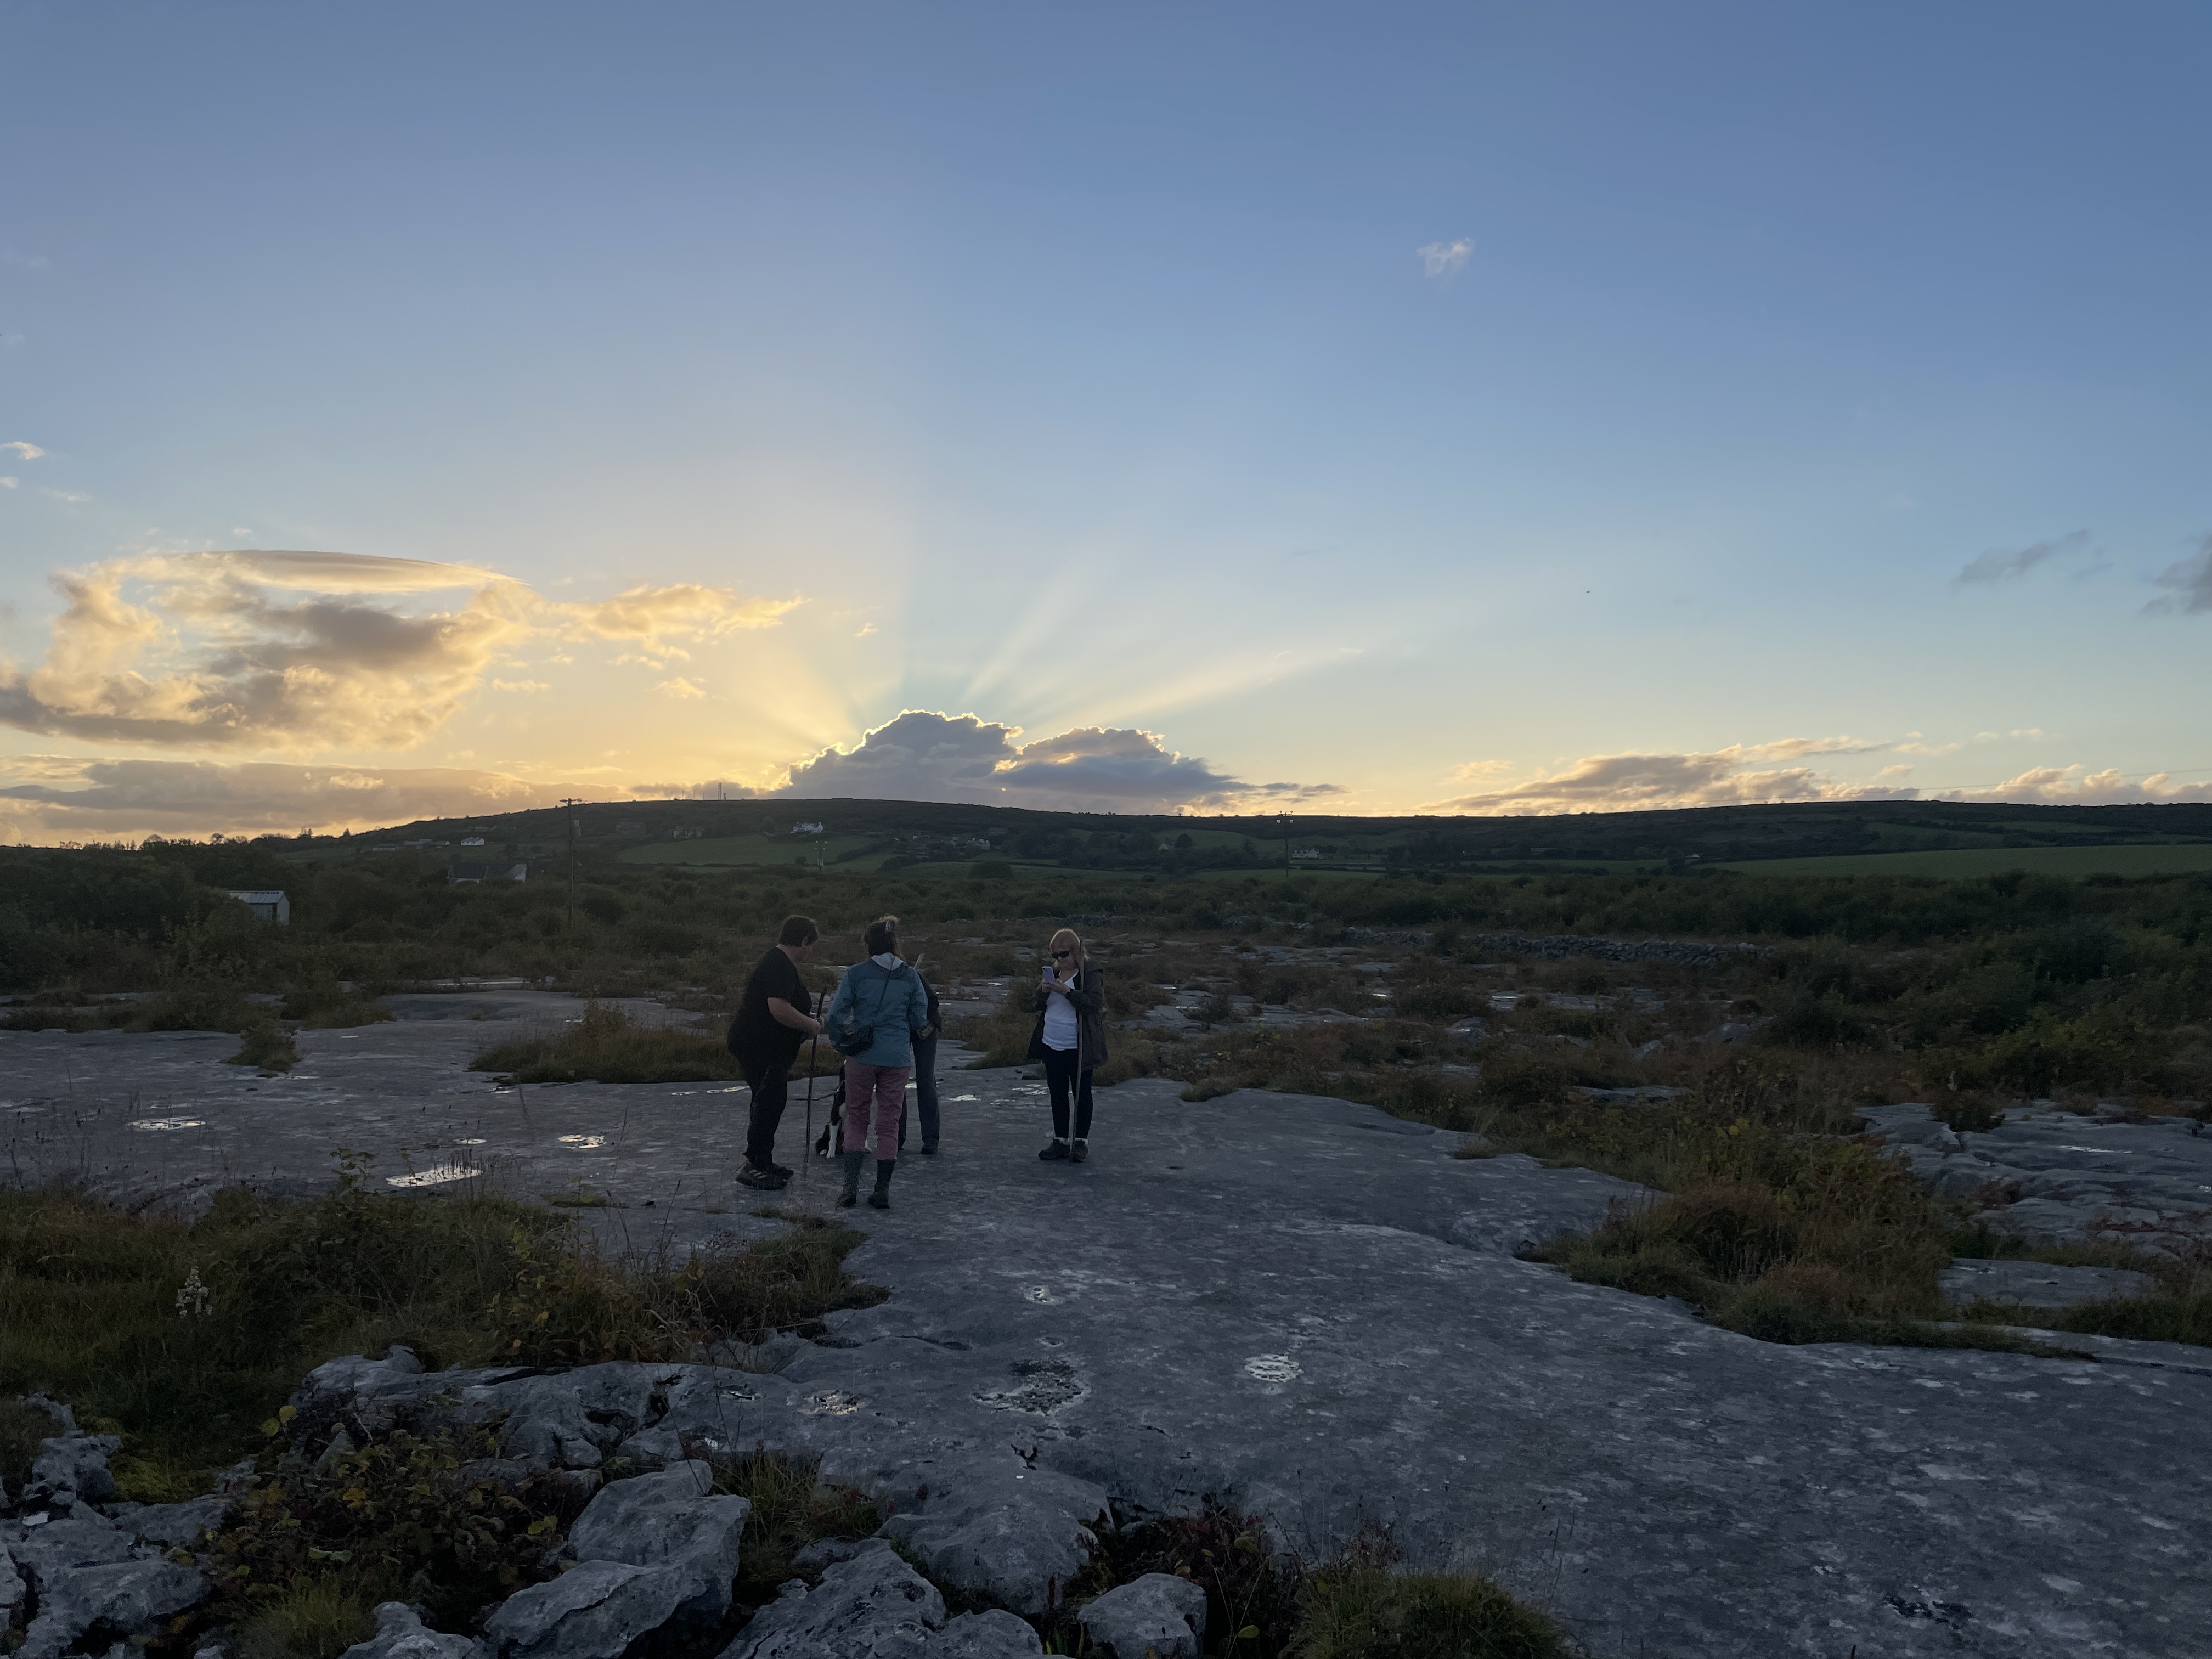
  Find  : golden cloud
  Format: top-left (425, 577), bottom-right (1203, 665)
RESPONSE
top-left (0, 550), bottom-right (798, 751)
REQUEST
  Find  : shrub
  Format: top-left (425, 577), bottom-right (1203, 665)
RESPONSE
top-left (472, 1000), bottom-right (740, 1084)
top-left (228, 1020), bottom-right (301, 1071)
top-left (1290, 1566), bottom-right (1569, 1659)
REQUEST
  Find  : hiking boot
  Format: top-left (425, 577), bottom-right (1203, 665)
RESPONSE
top-left (1070, 1139), bottom-right (1089, 1164)
top-left (838, 1150), bottom-right (865, 1207)
top-left (736, 1164), bottom-right (787, 1190)
top-left (867, 1159), bottom-right (895, 1210)
top-left (1038, 1140), bottom-right (1070, 1161)
top-left (921, 1140), bottom-right (939, 1155)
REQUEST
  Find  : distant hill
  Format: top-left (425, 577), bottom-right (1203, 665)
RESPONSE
top-left (266, 796), bottom-right (2212, 881)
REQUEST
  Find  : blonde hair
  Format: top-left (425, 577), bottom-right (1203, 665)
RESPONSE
top-left (1048, 927), bottom-right (1084, 969)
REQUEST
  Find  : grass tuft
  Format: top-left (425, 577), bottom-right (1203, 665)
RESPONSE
top-left (471, 999), bottom-right (740, 1084)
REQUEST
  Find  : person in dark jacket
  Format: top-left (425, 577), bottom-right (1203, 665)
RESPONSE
top-left (823, 913), bottom-right (930, 1208)
top-left (726, 915), bottom-right (825, 1191)
top-left (1026, 927), bottom-right (1107, 1163)
top-left (898, 963), bottom-right (944, 1155)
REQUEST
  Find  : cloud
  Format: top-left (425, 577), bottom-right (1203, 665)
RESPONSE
top-left (2146, 534), bottom-right (2212, 616)
top-left (2, 441), bottom-right (44, 460)
top-left (654, 677), bottom-right (706, 699)
top-left (1954, 529), bottom-right (2091, 585)
top-left (855, 623), bottom-right (877, 637)
top-left (751, 709), bottom-right (1343, 814)
top-left (0, 755), bottom-right (579, 842)
top-left (43, 489), bottom-right (89, 504)
top-left (1430, 736), bottom-right (2212, 814)
top-left (490, 679), bottom-right (550, 693)
top-left (1417, 238), bottom-right (1472, 278)
top-left (1427, 744), bottom-right (1919, 815)
top-left (0, 550), bottom-right (799, 751)
top-left (0, 477), bottom-right (16, 489)
top-left (1937, 766), bottom-right (2212, 806)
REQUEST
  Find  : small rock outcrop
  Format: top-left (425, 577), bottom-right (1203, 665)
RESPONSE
top-left (483, 1461), bottom-right (747, 1659)
top-left (876, 1468), bottom-right (1107, 1615)
top-left (719, 1542), bottom-right (942, 1658)
top-left (1938, 1257), bottom-right (2161, 1312)
top-left (339, 1602), bottom-right (488, 1659)
top-left (1075, 1573), bottom-right (1207, 1659)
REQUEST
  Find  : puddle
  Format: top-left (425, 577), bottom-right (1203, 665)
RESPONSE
top-left (129, 1117), bottom-right (206, 1132)
top-left (1024, 1286), bottom-right (1061, 1305)
top-left (456, 1137), bottom-right (487, 1146)
top-left (803, 1390), bottom-right (864, 1417)
top-left (386, 1167), bottom-right (476, 1188)
top-left (948, 1094), bottom-right (980, 1102)
top-left (976, 1357), bottom-right (1087, 1415)
top-left (558, 1134), bottom-right (607, 1150)
top-left (669, 1086), bottom-right (747, 1096)
top-left (1244, 1355), bottom-right (1302, 1384)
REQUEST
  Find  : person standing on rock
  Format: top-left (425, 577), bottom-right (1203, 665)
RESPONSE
top-left (898, 959), bottom-right (944, 1156)
top-left (727, 915), bottom-right (825, 1192)
top-left (824, 914), bottom-right (931, 1208)
top-left (1028, 927), bottom-right (1108, 1163)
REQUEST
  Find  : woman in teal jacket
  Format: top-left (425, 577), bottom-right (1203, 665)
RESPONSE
top-left (823, 913), bottom-right (932, 1209)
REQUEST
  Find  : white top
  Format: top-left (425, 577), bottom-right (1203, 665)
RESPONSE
top-left (1042, 978), bottom-right (1080, 1050)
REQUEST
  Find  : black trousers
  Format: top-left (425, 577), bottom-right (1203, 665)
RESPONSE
top-left (1043, 1046), bottom-right (1094, 1140)
top-left (737, 1052), bottom-right (792, 1169)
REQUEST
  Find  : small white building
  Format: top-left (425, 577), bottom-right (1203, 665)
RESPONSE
top-left (460, 836), bottom-right (487, 847)
top-left (449, 862), bottom-right (529, 884)
top-left (229, 889), bottom-right (291, 924)
top-left (791, 820), bottom-right (825, 836)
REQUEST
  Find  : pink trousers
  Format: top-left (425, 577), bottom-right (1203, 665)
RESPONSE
top-left (841, 1061), bottom-right (910, 1161)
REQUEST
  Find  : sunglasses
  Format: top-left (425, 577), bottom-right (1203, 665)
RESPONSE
top-left (1051, 950), bottom-right (1073, 958)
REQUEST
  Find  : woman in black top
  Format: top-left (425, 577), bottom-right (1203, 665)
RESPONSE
top-left (727, 915), bottom-right (825, 1190)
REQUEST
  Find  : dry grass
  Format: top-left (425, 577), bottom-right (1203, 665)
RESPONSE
top-left (0, 1181), bottom-right (885, 1492)
top-left (471, 998), bottom-right (741, 1084)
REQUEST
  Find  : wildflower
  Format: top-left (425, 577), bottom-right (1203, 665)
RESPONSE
top-left (176, 1265), bottom-right (210, 1318)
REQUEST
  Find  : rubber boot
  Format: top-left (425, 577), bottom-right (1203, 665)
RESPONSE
top-left (868, 1159), bottom-right (895, 1210)
top-left (838, 1150), bottom-right (865, 1207)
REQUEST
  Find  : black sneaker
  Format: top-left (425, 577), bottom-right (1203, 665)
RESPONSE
top-left (1037, 1141), bottom-right (1070, 1161)
top-left (921, 1141), bottom-right (939, 1155)
top-left (768, 1162), bottom-right (794, 1180)
top-left (736, 1165), bottom-right (787, 1190)
top-left (1070, 1139), bottom-right (1089, 1164)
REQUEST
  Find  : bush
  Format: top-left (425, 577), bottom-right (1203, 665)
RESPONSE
top-left (1290, 1566), bottom-right (1569, 1659)
top-left (472, 1001), bottom-right (740, 1084)
top-left (227, 1020), bottom-right (301, 1071)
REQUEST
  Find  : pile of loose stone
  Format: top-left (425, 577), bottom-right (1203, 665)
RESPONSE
top-left (1, 1356), bottom-right (1212, 1659)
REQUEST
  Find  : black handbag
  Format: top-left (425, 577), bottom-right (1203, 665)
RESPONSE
top-left (830, 964), bottom-right (895, 1057)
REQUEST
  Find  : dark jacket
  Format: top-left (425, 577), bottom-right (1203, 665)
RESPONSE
top-left (1025, 964), bottom-right (1109, 1071)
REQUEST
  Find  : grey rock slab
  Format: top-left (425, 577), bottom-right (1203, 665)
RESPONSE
top-left (876, 1466), bottom-right (1107, 1615)
top-left (565, 1460), bottom-right (748, 1624)
top-left (718, 1542), bottom-right (944, 1659)
top-left (933, 1610), bottom-right (1043, 1658)
top-left (18, 1559), bottom-right (207, 1659)
top-left (1075, 1573), bottom-right (1206, 1659)
top-left (1861, 1104), bottom-right (2212, 1258)
top-left (1939, 1257), bottom-right (2162, 1311)
top-left (14, 1027), bottom-right (2212, 1655)
top-left (1, 1544), bottom-right (25, 1626)
top-left (116, 1494), bottom-right (230, 1547)
top-left (2, 1510), bottom-right (139, 1576)
top-left (481, 1560), bottom-right (664, 1659)
top-left (338, 1602), bottom-right (487, 1659)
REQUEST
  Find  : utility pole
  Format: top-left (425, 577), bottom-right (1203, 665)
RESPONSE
top-left (1279, 812), bottom-right (1293, 881)
top-left (559, 798), bottom-right (583, 931)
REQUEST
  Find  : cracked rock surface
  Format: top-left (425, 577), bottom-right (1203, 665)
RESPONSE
top-left (1861, 1101), bottom-right (2212, 1257)
top-left (7, 1005), bottom-right (2212, 1655)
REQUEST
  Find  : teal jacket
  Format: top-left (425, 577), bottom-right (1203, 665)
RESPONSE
top-left (825, 957), bottom-right (930, 1068)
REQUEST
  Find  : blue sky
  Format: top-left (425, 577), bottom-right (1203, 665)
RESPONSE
top-left (3, 2), bottom-right (2207, 838)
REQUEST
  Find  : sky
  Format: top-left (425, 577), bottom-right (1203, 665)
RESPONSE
top-left (2, 1), bottom-right (2208, 841)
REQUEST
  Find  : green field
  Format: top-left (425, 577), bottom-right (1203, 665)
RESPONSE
top-left (620, 833), bottom-right (877, 868)
top-left (1722, 842), bottom-right (2212, 879)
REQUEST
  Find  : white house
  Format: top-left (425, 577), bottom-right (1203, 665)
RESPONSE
top-left (791, 821), bottom-right (825, 835)
top-left (460, 836), bottom-right (487, 847)
top-left (228, 889), bottom-right (291, 924)
top-left (448, 862), bottom-right (529, 884)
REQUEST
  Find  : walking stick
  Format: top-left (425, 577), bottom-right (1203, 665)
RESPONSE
top-left (803, 989), bottom-right (823, 1177)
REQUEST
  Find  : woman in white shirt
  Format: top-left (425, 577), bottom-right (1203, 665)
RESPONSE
top-left (1023, 927), bottom-right (1108, 1163)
